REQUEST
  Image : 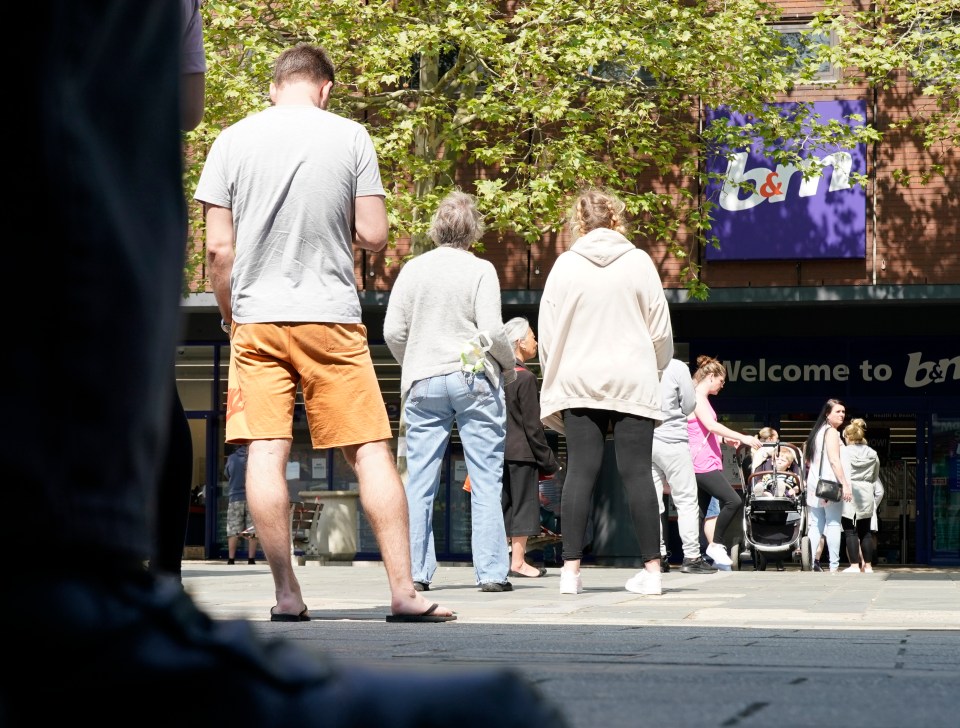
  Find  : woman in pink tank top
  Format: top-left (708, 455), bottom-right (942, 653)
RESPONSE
top-left (687, 356), bottom-right (761, 568)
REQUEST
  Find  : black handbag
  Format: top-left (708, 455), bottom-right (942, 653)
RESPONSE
top-left (814, 429), bottom-right (843, 502)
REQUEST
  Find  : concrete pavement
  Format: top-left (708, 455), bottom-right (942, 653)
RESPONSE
top-left (182, 562), bottom-right (960, 727)
top-left (183, 561), bottom-right (960, 630)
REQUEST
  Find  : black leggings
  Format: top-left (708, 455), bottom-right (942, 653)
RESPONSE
top-left (696, 469), bottom-right (742, 547)
top-left (560, 408), bottom-right (658, 563)
top-left (842, 516), bottom-right (873, 566)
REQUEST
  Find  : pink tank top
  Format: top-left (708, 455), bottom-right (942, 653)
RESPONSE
top-left (687, 399), bottom-right (722, 473)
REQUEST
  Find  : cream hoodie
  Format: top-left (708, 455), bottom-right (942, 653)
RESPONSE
top-left (538, 227), bottom-right (673, 434)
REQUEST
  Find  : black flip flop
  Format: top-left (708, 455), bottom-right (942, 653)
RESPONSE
top-left (508, 567), bottom-right (547, 578)
top-left (385, 603), bottom-right (457, 623)
top-left (270, 606), bottom-right (310, 622)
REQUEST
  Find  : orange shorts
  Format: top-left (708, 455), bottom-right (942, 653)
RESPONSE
top-left (225, 322), bottom-right (392, 449)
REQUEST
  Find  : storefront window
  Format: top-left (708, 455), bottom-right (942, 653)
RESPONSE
top-left (931, 415), bottom-right (960, 562)
top-left (179, 337), bottom-right (954, 565)
top-left (448, 452), bottom-right (472, 555)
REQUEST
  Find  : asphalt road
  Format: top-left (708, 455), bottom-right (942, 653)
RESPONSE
top-left (185, 562), bottom-right (960, 728)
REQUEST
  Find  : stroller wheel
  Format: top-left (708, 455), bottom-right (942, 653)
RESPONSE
top-left (755, 551), bottom-right (767, 571)
top-left (800, 535), bottom-right (812, 571)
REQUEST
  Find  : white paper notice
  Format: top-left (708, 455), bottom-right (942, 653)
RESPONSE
top-left (312, 457), bottom-right (326, 479)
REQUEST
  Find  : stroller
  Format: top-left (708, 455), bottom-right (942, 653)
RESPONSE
top-left (733, 442), bottom-right (808, 571)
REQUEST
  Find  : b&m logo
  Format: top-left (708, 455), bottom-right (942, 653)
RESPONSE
top-left (705, 100), bottom-right (867, 261)
top-left (719, 151), bottom-right (853, 212)
top-left (905, 352), bottom-right (960, 389)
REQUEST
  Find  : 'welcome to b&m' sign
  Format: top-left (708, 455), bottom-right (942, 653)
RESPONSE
top-left (704, 100), bottom-right (867, 261)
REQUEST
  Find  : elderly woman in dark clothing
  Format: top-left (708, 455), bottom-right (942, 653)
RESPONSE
top-left (502, 317), bottom-right (558, 578)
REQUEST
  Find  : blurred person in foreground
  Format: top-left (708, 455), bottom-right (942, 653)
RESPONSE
top-left (5, 8), bottom-right (565, 724)
top-left (152, 0), bottom-right (205, 582)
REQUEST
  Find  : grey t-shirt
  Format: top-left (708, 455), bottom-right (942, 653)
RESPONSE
top-left (195, 105), bottom-right (385, 323)
top-left (653, 358), bottom-right (697, 444)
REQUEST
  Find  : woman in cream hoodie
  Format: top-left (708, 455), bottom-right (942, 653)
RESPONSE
top-left (538, 189), bottom-right (673, 597)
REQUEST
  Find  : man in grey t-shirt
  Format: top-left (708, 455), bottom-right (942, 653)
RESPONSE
top-left (195, 43), bottom-right (454, 623)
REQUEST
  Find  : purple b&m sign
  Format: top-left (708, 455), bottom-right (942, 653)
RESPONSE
top-left (705, 101), bottom-right (867, 261)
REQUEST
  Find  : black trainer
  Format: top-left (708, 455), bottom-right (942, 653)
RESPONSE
top-left (480, 582), bottom-right (513, 592)
top-left (413, 581), bottom-right (430, 592)
top-left (680, 556), bottom-right (718, 574)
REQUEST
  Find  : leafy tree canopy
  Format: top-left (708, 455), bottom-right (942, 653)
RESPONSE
top-left (812, 0), bottom-right (959, 184)
top-left (188, 1), bottom-right (951, 297)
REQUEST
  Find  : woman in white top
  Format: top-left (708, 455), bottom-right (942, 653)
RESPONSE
top-left (803, 398), bottom-right (854, 573)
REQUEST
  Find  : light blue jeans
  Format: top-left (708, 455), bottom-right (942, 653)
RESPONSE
top-left (404, 371), bottom-right (509, 585)
top-left (807, 500), bottom-right (844, 570)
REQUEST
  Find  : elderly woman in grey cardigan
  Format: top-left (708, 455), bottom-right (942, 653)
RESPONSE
top-left (384, 191), bottom-right (516, 593)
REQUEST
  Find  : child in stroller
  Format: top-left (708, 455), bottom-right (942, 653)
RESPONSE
top-left (740, 442), bottom-right (805, 571)
top-left (753, 448), bottom-right (800, 501)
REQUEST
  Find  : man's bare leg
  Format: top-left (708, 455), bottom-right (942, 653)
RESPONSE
top-left (246, 438), bottom-right (306, 616)
top-left (345, 440), bottom-right (454, 618)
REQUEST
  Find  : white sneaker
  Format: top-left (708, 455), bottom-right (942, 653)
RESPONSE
top-left (625, 569), bottom-right (662, 596)
top-left (706, 543), bottom-right (733, 567)
top-left (842, 565), bottom-right (862, 573)
top-left (559, 569), bottom-right (583, 595)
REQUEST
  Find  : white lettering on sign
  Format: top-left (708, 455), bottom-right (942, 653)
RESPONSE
top-left (904, 352), bottom-right (960, 388)
top-left (725, 359), bottom-right (849, 383)
top-left (721, 353), bottom-right (958, 390)
top-left (718, 151), bottom-right (853, 212)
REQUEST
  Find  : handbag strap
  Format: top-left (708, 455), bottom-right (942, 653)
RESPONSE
top-left (818, 427), bottom-right (837, 481)
top-left (818, 428), bottom-right (828, 479)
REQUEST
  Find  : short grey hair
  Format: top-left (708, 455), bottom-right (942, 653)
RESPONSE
top-left (503, 317), bottom-right (530, 347)
top-left (428, 191), bottom-right (485, 249)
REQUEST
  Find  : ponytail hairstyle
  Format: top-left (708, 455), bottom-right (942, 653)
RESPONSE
top-left (692, 355), bottom-right (726, 384)
top-left (758, 426), bottom-right (779, 443)
top-left (843, 418), bottom-right (868, 445)
top-left (568, 188), bottom-right (629, 240)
